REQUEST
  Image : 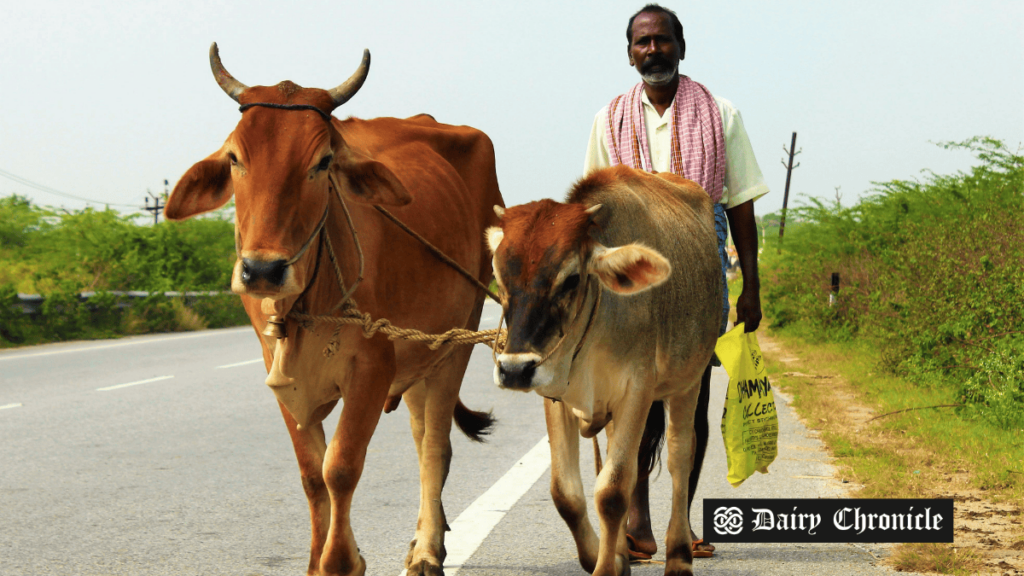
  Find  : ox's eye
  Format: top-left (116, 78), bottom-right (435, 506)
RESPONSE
top-left (316, 155), bottom-right (333, 173)
top-left (560, 273), bottom-right (580, 294)
top-left (227, 152), bottom-right (239, 165)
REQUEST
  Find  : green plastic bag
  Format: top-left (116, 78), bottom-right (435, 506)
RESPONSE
top-left (715, 324), bottom-right (778, 487)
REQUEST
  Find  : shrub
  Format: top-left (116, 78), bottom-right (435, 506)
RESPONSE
top-left (38, 283), bottom-right (89, 341)
top-left (189, 293), bottom-right (250, 329)
top-left (761, 138), bottom-right (1024, 428)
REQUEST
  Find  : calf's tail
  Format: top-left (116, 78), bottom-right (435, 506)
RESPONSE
top-left (637, 400), bottom-right (666, 481)
top-left (453, 398), bottom-right (496, 442)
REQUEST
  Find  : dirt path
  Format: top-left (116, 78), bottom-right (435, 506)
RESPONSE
top-left (758, 330), bottom-right (1024, 576)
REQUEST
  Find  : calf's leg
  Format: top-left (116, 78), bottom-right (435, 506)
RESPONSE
top-left (594, 396), bottom-right (651, 576)
top-left (628, 365), bottom-right (712, 559)
top-left (687, 365), bottom-right (713, 550)
top-left (663, 389), bottom-right (700, 576)
top-left (545, 398), bottom-right (599, 572)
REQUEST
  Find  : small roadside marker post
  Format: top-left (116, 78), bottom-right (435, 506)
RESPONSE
top-left (829, 272), bottom-right (840, 307)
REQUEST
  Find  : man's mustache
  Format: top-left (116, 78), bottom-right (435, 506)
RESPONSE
top-left (641, 55), bottom-right (674, 73)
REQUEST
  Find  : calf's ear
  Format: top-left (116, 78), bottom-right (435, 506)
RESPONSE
top-left (485, 226), bottom-right (504, 253)
top-left (164, 149), bottom-right (234, 220)
top-left (332, 147), bottom-right (412, 207)
top-left (590, 243), bottom-right (671, 295)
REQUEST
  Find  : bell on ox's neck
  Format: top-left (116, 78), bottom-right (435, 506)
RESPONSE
top-left (263, 315), bottom-right (287, 339)
top-left (261, 298), bottom-right (287, 339)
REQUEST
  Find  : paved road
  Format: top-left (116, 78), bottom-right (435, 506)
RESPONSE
top-left (0, 300), bottom-right (911, 575)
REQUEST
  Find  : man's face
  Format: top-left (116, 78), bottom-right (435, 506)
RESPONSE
top-left (628, 11), bottom-right (682, 86)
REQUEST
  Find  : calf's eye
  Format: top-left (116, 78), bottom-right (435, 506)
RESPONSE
top-left (561, 273), bottom-right (580, 294)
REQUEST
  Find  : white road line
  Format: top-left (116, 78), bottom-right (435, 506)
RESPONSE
top-left (0, 327), bottom-right (250, 363)
top-left (398, 435), bottom-right (551, 576)
top-left (0, 403), bottom-right (23, 411)
top-left (97, 375), bottom-right (174, 392)
top-left (216, 359), bottom-right (263, 369)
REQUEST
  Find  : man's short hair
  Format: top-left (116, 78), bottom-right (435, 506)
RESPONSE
top-left (626, 4), bottom-right (685, 46)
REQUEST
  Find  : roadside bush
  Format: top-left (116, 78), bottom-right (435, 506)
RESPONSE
top-left (956, 335), bottom-right (1024, 430)
top-left (761, 138), bottom-right (1024, 429)
top-left (38, 283), bottom-right (89, 341)
top-left (85, 291), bottom-right (125, 338)
top-left (0, 197), bottom-right (250, 347)
top-left (125, 294), bottom-right (182, 334)
top-left (0, 283), bottom-right (35, 344)
top-left (0, 199), bottom-right (235, 294)
top-left (190, 293), bottom-right (250, 329)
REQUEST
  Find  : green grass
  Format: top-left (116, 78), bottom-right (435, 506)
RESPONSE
top-left (760, 316), bottom-right (1024, 502)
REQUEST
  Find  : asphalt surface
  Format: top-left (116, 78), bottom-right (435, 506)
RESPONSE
top-left (0, 300), bottom-right (916, 575)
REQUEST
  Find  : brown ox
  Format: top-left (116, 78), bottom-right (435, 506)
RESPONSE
top-left (486, 166), bottom-right (720, 576)
top-left (165, 44), bottom-right (503, 576)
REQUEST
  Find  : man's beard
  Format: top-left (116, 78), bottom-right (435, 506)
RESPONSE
top-left (640, 57), bottom-right (677, 87)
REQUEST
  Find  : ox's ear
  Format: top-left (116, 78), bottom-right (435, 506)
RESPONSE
top-left (590, 243), bottom-right (671, 295)
top-left (165, 150), bottom-right (233, 220)
top-left (332, 149), bottom-right (412, 207)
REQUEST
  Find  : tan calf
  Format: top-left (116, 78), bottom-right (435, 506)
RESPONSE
top-left (487, 165), bottom-right (720, 576)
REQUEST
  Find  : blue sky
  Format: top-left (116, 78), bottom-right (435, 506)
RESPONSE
top-left (1, 0), bottom-right (1021, 218)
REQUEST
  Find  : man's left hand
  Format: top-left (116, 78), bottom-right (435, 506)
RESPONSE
top-left (735, 285), bottom-right (762, 332)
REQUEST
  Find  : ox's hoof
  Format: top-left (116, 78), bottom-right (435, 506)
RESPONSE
top-left (323, 553), bottom-right (366, 576)
top-left (405, 538), bottom-right (446, 576)
top-left (663, 558), bottom-right (694, 576)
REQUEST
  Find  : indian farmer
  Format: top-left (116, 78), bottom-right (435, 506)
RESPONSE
top-left (583, 3), bottom-right (769, 560)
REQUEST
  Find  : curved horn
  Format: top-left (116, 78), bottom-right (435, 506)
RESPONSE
top-left (327, 49), bottom-right (371, 108)
top-left (209, 42), bottom-right (249, 102)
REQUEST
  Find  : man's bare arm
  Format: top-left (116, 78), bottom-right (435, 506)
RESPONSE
top-left (726, 199), bottom-right (762, 332)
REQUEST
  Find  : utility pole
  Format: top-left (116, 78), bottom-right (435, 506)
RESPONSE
top-left (778, 132), bottom-right (801, 252)
top-left (144, 181), bottom-right (167, 225)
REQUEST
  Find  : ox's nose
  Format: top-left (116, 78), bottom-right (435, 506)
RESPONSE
top-left (496, 356), bottom-right (538, 390)
top-left (241, 258), bottom-right (289, 287)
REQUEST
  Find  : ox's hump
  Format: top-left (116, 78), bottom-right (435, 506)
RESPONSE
top-left (275, 80), bottom-right (304, 95)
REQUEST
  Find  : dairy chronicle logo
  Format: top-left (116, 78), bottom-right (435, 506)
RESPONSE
top-left (713, 506), bottom-right (744, 535)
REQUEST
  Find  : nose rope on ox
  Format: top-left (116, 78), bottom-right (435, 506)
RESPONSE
top-left (236, 102), bottom-right (508, 353)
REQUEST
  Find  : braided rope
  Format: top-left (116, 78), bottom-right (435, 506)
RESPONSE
top-left (289, 304), bottom-right (507, 351)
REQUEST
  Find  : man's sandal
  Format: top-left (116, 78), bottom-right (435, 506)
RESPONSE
top-left (625, 534), bottom-right (654, 561)
top-left (692, 538), bottom-right (715, 558)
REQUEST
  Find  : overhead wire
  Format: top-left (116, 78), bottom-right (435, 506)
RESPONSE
top-left (0, 167), bottom-right (141, 208)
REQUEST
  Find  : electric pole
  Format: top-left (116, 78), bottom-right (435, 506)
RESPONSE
top-left (144, 181), bottom-right (168, 225)
top-left (778, 132), bottom-right (801, 251)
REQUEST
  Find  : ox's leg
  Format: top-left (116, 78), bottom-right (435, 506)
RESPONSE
top-left (662, 387), bottom-right (701, 576)
top-left (545, 398), bottom-right (599, 572)
top-left (594, 397), bottom-right (651, 576)
top-left (402, 349), bottom-right (470, 576)
top-left (320, 343), bottom-right (395, 576)
top-left (279, 401), bottom-right (331, 576)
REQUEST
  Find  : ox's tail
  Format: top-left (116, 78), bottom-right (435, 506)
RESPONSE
top-left (453, 399), bottom-right (496, 443)
top-left (637, 400), bottom-right (666, 482)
